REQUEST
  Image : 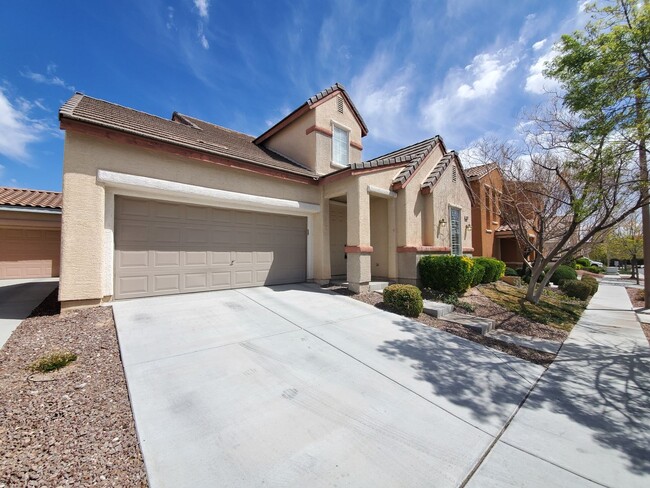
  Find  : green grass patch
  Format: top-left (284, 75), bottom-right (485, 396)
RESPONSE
top-left (29, 350), bottom-right (77, 373)
top-left (479, 281), bottom-right (586, 332)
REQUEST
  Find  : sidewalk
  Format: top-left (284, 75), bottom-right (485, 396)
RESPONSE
top-left (467, 283), bottom-right (650, 487)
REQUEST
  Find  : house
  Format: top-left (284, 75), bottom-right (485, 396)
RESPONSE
top-left (57, 83), bottom-right (473, 309)
top-left (0, 187), bottom-right (62, 279)
top-left (465, 163), bottom-right (529, 268)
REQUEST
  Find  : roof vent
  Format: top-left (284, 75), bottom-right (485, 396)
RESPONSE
top-left (197, 139), bottom-right (229, 150)
top-left (337, 96), bottom-right (344, 114)
top-left (452, 165), bottom-right (457, 183)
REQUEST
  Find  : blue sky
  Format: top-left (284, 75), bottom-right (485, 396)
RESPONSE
top-left (0, 0), bottom-right (588, 191)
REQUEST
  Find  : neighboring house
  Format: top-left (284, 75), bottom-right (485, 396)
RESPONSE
top-left (58, 83), bottom-right (473, 309)
top-left (0, 187), bottom-right (62, 279)
top-left (465, 163), bottom-right (529, 268)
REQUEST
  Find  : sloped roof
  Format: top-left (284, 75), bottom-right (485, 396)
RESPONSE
top-left (351, 136), bottom-right (441, 189)
top-left (254, 83), bottom-right (368, 144)
top-left (0, 187), bottom-right (62, 209)
top-left (420, 151), bottom-right (474, 202)
top-left (464, 162), bottom-right (499, 180)
top-left (60, 94), bottom-right (317, 178)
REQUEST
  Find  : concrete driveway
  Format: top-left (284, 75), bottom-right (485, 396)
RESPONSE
top-left (113, 283), bottom-right (544, 488)
top-left (0, 278), bottom-right (59, 348)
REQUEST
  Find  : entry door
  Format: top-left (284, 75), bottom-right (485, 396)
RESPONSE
top-left (450, 207), bottom-right (461, 255)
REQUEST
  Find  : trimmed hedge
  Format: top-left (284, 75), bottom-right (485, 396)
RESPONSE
top-left (549, 265), bottom-right (578, 286)
top-left (473, 257), bottom-right (507, 283)
top-left (581, 275), bottom-right (599, 295)
top-left (383, 284), bottom-right (423, 317)
top-left (560, 279), bottom-right (592, 300)
top-left (471, 263), bottom-right (486, 287)
top-left (504, 267), bottom-right (518, 276)
top-left (584, 265), bottom-right (604, 274)
top-left (418, 255), bottom-right (474, 294)
top-left (576, 257), bottom-right (591, 267)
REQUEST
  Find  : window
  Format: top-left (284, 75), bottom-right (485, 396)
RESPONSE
top-left (450, 207), bottom-right (462, 255)
top-left (332, 125), bottom-right (349, 166)
top-left (485, 187), bottom-right (491, 226)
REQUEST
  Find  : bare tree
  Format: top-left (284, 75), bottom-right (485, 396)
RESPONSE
top-left (468, 100), bottom-right (648, 303)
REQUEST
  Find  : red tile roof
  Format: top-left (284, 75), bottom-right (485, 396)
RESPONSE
top-left (0, 187), bottom-right (62, 209)
top-left (464, 162), bottom-right (499, 180)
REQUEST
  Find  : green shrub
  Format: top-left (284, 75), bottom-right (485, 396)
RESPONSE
top-left (418, 255), bottom-right (474, 294)
top-left (575, 264), bottom-right (583, 270)
top-left (473, 257), bottom-right (507, 283)
top-left (559, 279), bottom-right (592, 300)
top-left (504, 267), bottom-right (518, 276)
top-left (522, 268), bottom-right (545, 284)
top-left (549, 265), bottom-right (578, 286)
top-left (576, 257), bottom-right (591, 267)
top-left (581, 275), bottom-right (599, 295)
top-left (471, 263), bottom-right (486, 287)
top-left (29, 350), bottom-right (77, 373)
top-left (584, 265), bottom-right (603, 274)
top-left (383, 284), bottom-right (423, 317)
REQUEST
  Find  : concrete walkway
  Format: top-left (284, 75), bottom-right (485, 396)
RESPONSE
top-left (0, 278), bottom-right (58, 348)
top-left (113, 284), bottom-right (545, 488)
top-left (468, 283), bottom-right (650, 487)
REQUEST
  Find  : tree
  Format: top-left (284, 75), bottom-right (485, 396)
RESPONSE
top-left (469, 98), bottom-right (648, 303)
top-left (547, 0), bottom-right (650, 299)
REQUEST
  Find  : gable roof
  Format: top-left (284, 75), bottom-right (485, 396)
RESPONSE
top-left (420, 152), bottom-right (474, 202)
top-left (59, 94), bottom-right (318, 178)
top-left (253, 83), bottom-right (368, 144)
top-left (464, 162), bottom-right (499, 181)
top-left (0, 187), bottom-right (62, 209)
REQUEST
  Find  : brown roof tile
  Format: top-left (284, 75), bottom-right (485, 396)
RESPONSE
top-left (464, 162), bottom-right (498, 180)
top-left (0, 187), bottom-right (62, 209)
top-left (60, 94), bottom-right (318, 178)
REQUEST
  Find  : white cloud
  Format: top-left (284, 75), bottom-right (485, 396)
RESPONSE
top-left (0, 89), bottom-right (48, 160)
top-left (194, 0), bottom-right (209, 18)
top-left (525, 48), bottom-right (560, 94)
top-left (456, 50), bottom-right (519, 100)
top-left (20, 64), bottom-right (74, 91)
top-left (166, 6), bottom-right (176, 30)
top-left (532, 38), bottom-right (547, 51)
top-left (199, 33), bottom-right (209, 49)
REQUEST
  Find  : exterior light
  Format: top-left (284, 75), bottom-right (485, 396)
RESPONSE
top-left (466, 224), bottom-right (472, 231)
top-left (439, 218), bottom-right (447, 227)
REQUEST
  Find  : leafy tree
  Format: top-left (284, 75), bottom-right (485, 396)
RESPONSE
top-left (547, 0), bottom-right (650, 298)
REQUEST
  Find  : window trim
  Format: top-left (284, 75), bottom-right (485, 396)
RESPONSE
top-left (330, 121), bottom-right (351, 168)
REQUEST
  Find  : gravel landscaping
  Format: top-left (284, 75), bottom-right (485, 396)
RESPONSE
top-left (625, 287), bottom-right (650, 344)
top-left (337, 287), bottom-right (558, 366)
top-left (0, 289), bottom-right (147, 487)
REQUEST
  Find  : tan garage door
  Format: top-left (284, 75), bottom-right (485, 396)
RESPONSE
top-left (114, 197), bottom-right (307, 299)
top-left (0, 228), bottom-right (61, 279)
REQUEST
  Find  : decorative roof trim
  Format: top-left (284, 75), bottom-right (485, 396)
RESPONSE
top-left (420, 151), bottom-right (475, 204)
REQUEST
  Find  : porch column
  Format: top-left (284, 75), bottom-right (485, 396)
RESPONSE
top-left (346, 182), bottom-right (372, 293)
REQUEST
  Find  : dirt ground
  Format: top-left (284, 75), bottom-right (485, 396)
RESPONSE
top-left (340, 288), bottom-right (557, 367)
top-left (0, 289), bottom-right (147, 487)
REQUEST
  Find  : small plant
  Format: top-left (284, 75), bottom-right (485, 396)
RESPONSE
top-left (383, 284), bottom-right (423, 317)
top-left (584, 265), bottom-right (604, 274)
top-left (576, 257), bottom-right (591, 267)
top-left (423, 289), bottom-right (460, 305)
top-left (581, 275), bottom-right (599, 295)
top-left (29, 350), bottom-right (77, 373)
top-left (549, 265), bottom-right (578, 286)
top-left (559, 279), bottom-right (592, 300)
top-left (418, 255), bottom-right (474, 294)
top-left (455, 301), bottom-right (475, 313)
top-left (504, 267), bottom-right (518, 276)
top-left (473, 257), bottom-right (506, 283)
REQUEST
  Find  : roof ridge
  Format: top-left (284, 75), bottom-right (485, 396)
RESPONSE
top-left (364, 135), bottom-right (440, 163)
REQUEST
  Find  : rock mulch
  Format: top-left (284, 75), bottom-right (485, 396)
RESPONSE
top-left (0, 289), bottom-right (147, 487)
top-left (343, 289), bottom-right (557, 366)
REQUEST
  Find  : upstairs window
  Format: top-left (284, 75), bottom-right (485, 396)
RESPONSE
top-left (332, 125), bottom-right (349, 166)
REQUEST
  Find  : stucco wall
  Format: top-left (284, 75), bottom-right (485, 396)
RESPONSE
top-left (329, 202), bottom-right (347, 276)
top-left (60, 132), bottom-right (322, 303)
top-left (0, 209), bottom-right (61, 228)
top-left (370, 197), bottom-right (389, 278)
top-left (431, 161), bottom-right (473, 251)
top-left (314, 96), bottom-right (363, 174)
top-left (264, 110), bottom-right (316, 171)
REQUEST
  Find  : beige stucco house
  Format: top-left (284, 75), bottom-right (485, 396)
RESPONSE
top-left (58, 83), bottom-right (473, 309)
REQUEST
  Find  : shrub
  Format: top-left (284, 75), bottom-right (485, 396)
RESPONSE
top-left (418, 255), bottom-right (474, 294)
top-left (383, 284), bottom-right (423, 317)
top-left (559, 279), bottom-right (592, 300)
top-left (504, 267), bottom-right (518, 276)
top-left (575, 264), bottom-right (583, 270)
top-left (471, 263), bottom-right (486, 287)
top-left (522, 268), bottom-right (545, 284)
top-left (29, 350), bottom-right (77, 373)
top-left (584, 265), bottom-right (603, 274)
top-left (549, 265), bottom-right (578, 286)
top-left (581, 275), bottom-right (599, 295)
top-left (473, 257), bottom-right (507, 283)
top-left (576, 257), bottom-right (591, 267)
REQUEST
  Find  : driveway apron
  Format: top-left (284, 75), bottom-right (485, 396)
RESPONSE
top-left (112, 283), bottom-right (544, 488)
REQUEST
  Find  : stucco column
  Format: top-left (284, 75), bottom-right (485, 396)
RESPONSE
top-left (346, 181), bottom-right (372, 293)
top-left (311, 195), bottom-right (330, 285)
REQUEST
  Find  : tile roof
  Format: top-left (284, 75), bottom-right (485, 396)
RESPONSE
top-left (254, 83), bottom-right (369, 144)
top-left (0, 187), bottom-right (62, 209)
top-left (420, 152), bottom-right (456, 192)
top-left (60, 94), bottom-right (318, 178)
top-left (351, 136), bottom-right (441, 188)
top-left (464, 162), bottom-right (498, 180)
top-left (495, 223), bottom-right (512, 232)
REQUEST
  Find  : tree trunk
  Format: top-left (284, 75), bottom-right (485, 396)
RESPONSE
top-left (637, 92), bottom-right (650, 304)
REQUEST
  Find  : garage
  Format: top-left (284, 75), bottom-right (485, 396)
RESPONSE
top-left (0, 187), bottom-right (62, 280)
top-left (114, 196), bottom-right (308, 299)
